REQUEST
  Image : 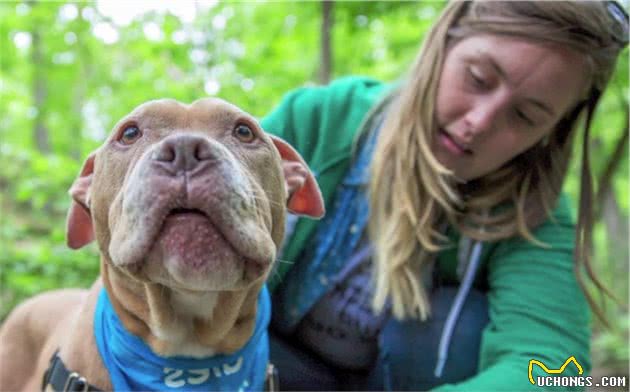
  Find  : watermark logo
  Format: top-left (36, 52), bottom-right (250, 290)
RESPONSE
top-left (529, 356), bottom-right (627, 388)
top-left (528, 356), bottom-right (583, 385)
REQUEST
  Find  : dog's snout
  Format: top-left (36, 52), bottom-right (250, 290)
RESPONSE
top-left (154, 134), bottom-right (217, 173)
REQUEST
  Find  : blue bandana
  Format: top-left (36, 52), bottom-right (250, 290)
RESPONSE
top-left (94, 286), bottom-right (270, 392)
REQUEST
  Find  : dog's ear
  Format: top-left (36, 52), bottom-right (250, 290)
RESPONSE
top-left (270, 135), bottom-right (325, 219)
top-left (66, 154), bottom-right (96, 249)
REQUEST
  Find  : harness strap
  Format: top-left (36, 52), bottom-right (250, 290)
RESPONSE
top-left (42, 351), bottom-right (101, 392)
top-left (265, 363), bottom-right (279, 392)
top-left (42, 350), bottom-right (280, 392)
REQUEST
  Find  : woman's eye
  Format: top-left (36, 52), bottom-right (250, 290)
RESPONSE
top-left (468, 67), bottom-right (487, 88)
top-left (119, 125), bottom-right (142, 145)
top-left (233, 124), bottom-right (256, 143)
top-left (515, 109), bottom-right (535, 126)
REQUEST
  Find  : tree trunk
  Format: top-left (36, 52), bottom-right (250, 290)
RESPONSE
top-left (31, 21), bottom-right (50, 153)
top-left (70, 4), bottom-right (92, 160)
top-left (601, 189), bottom-right (629, 296)
top-left (594, 99), bottom-right (629, 301)
top-left (319, 1), bottom-right (333, 84)
top-left (595, 104), bottom-right (628, 216)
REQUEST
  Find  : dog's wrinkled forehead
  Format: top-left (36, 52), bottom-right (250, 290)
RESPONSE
top-left (112, 97), bottom-right (263, 139)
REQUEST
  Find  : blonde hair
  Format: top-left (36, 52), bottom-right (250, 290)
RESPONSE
top-left (370, 1), bottom-right (627, 322)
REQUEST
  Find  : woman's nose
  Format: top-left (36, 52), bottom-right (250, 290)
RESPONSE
top-left (463, 98), bottom-right (503, 139)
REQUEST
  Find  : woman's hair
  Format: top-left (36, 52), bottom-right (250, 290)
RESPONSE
top-left (369, 0), bottom-right (628, 321)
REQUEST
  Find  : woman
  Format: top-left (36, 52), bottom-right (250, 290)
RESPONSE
top-left (261, 1), bottom-right (628, 390)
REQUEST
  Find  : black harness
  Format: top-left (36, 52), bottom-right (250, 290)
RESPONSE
top-left (42, 351), bottom-right (100, 392)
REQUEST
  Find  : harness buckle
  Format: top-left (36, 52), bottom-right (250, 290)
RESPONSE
top-left (62, 372), bottom-right (88, 392)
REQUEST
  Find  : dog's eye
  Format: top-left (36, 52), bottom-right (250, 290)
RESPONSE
top-left (233, 124), bottom-right (255, 143)
top-left (119, 125), bottom-right (142, 145)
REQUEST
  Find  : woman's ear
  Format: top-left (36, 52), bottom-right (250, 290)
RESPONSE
top-left (269, 135), bottom-right (325, 219)
top-left (66, 154), bottom-right (96, 249)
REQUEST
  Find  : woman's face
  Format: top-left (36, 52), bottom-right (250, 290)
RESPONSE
top-left (433, 34), bottom-right (589, 181)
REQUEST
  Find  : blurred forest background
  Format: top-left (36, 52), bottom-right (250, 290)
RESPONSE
top-left (0, 0), bottom-right (628, 379)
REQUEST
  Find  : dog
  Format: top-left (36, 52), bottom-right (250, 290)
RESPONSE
top-left (0, 98), bottom-right (324, 391)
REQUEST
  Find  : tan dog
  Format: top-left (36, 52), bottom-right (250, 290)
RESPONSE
top-left (0, 98), bottom-right (324, 391)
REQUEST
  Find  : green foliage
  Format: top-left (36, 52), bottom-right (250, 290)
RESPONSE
top-left (0, 0), bottom-right (446, 320)
top-left (593, 310), bottom-right (630, 371)
top-left (1, 144), bottom-right (99, 316)
top-left (0, 0), bottom-right (627, 371)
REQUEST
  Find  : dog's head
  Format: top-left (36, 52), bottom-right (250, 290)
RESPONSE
top-left (65, 98), bottom-right (323, 354)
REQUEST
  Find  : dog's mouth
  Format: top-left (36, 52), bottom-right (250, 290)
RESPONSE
top-left (168, 207), bottom-right (206, 216)
top-left (158, 206), bottom-right (238, 265)
top-left (164, 207), bottom-right (213, 227)
top-left (138, 204), bottom-right (266, 290)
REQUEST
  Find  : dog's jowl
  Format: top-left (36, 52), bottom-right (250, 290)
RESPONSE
top-left (0, 98), bottom-right (324, 391)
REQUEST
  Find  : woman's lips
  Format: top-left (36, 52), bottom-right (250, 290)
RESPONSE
top-left (438, 129), bottom-right (472, 156)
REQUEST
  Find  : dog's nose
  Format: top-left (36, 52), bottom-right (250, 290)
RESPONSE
top-left (154, 134), bottom-right (217, 173)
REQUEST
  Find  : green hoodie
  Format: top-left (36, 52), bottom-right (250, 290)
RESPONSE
top-left (261, 76), bottom-right (591, 391)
